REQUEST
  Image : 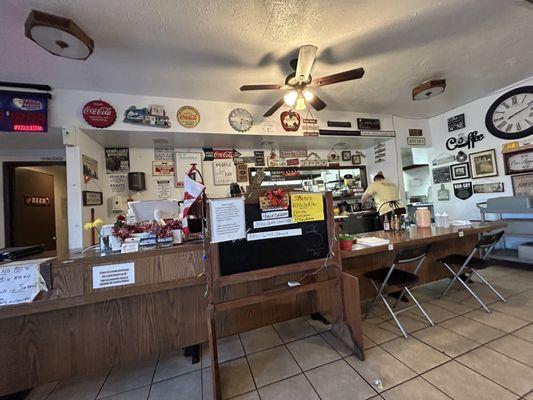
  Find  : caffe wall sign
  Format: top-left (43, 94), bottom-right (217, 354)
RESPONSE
top-left (446, 130), bottom-right (484, 151)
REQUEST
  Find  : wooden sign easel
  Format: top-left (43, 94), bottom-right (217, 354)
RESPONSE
top-left (206, 192), bottom-right (364, 400)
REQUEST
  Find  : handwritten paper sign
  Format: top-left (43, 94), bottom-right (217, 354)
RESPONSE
top-left (290, 193), bottom-right (324, 223)
top-left (92, 262), bottom-right (135, 289)
top-left (0, 262), bottom-right (48, 306)
top-left (209, 198), bottom-right (246, 243)
top-left (247, 228), bottom-right (302, 241)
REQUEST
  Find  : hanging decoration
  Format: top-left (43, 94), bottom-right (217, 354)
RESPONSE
top-left (280, 110), bottom-right (301, 131)
top-left (259, 189), bottom-right (289, 210)
top-left (302, 109), bottom-right (319, 136)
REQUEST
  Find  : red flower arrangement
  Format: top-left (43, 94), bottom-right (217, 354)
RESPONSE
top-left (111, 215), bottom-right (178, 241)
top-left (266, 188), bottom-right (288, 208)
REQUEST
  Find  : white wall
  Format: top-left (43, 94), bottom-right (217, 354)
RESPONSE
top-left (428, 76), bottom-right (533, 220)
top-left (0, 149), bottom-right (66, 248)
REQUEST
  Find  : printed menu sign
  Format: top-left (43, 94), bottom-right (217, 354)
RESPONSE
top-left (92, 262), bottom-right (135, 289)
top-left (290, 193), bottom-right (324, 223)
top-left (209, 198), bottom-right (246, 243)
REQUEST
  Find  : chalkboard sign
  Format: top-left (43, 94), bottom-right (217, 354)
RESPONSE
top-left (218, 199), bottom-right (329, 276)
top-left (447, 113), bottom-right (465, 132)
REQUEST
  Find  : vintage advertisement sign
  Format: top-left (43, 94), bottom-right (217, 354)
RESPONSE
top-left (108, 174), bottom-right (127, 193)
top-left (511, 173), bottom-right (533, 196)
top-left (177, 106), bottom-right (200, 128)
top-left (236, 163), bottom-right (248, 182)
top-left (254, 151), bottom-right (265, 166)
top-left (213, 159), bottom-right (235, 185)
top-left (82, 100), bottom-right (116, 128)
top-left (105, 148), bottom-right (130, 174)
top-left (82, 155), bottom-right (98, 180)
top-left (152, 161), bottom-right (175, 176)
top-left (447, 113), bottom-right (466, 132)
top-left (503, 148), bottom-right (533, 175)
top-left (213, 149), bottom-right (235, 159)
top-left (473, 183), bottom-right (504, 194)
top-left (453, 182), bottom-right (473, 200)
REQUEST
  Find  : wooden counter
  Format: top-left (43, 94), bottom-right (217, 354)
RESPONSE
top-left (0, 241), bottom-right (335, 396)
top-left (342, 222), bottom-right (505, 299)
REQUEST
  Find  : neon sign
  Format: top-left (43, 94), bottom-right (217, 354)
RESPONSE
top-left (0, 91), bottom-right (48, 132)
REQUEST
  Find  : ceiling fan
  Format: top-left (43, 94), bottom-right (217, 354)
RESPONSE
top-left (240, 45), bottom-right (365, 117)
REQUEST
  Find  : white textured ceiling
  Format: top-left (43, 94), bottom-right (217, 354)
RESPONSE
top-left (1, 0), bottom-right (532, 118)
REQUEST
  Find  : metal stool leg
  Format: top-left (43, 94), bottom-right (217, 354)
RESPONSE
top-left (453, 271), bottom-right (491, 313)
top-left (380, 292), bottom-right (408, 339)
top-left (364, 280), bottom-right (387, 319)
top-left (404, 287), bottom-right (434, 327)
top-left (470, 269), bottom-right (507, 303)
top-left (440, 262), bottom-right (469, 298)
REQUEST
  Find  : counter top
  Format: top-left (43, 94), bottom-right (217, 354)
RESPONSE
top-left (334, 210), bottom-right (378, 220)
top-left (341, 221), bottom-right (506, 258)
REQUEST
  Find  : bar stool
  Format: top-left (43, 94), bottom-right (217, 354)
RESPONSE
top-left (364, 244), bottom-right (434, 339)
top-left (438, 230), bottom-right (506, 312)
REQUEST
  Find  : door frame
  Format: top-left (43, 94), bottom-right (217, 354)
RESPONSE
top-left (2, 161), bottom-right (66, 247)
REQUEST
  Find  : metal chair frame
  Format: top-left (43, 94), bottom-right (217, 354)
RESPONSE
top-left (440, 231), bottom-right (506, 313)
top-left (364, 247), bottom-right (434, 339)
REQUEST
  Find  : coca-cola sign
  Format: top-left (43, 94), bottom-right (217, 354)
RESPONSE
top-left (82, 100), bottom-right (116, 128)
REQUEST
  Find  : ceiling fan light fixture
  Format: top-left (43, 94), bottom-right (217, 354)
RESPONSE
top-left (303, 90), bottom-right (314, 102)
top-left (294, 92), bottom-right (307, 111)
top-left (283, 90), bottom-right (298, 107)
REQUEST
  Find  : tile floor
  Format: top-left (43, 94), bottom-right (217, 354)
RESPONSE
top-left (26, 265), bottom-right (533, 400)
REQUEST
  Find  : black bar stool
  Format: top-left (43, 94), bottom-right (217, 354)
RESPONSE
top-left (439, 230), bottom-right (506, 312)
top-left (364, 244), bottom-right (434, 339)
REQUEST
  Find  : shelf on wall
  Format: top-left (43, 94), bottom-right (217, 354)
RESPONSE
top-left (82, 128), bottom-right (393, 150)
top-left (490, 249), bottom-right (533, 265)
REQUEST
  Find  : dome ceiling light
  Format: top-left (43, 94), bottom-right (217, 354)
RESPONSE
top-left (412, 79), bottom-right (447, 101)
top-left (25, 10), bottom-right (94, 60)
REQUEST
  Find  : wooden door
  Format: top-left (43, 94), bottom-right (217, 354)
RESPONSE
top-left (12, 168), bottom-right (56, 250)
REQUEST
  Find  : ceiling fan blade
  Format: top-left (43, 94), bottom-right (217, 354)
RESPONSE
top-left (295, 45), bottom-right (318, 83)
top-left (263, 99), bottom-right (285, 117)
top-left (308, 93), bottom-right (327, 111)
top-left (240, 84), bottom-right (292, 91)
top-left (311, 67), bottom-right (365, 87)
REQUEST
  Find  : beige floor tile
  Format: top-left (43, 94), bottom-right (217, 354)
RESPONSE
top-left (494, 276), bottom-right (533, 294)
top-left (153, 350), bottom-right (200, 383)
top-left (47, 374), bottom-right (106, 400)
top-left (362, 322), bottom-right (399, 344)
top-left (240, 326), bottom-right (283, 354)
top-left (464, 309), bottom-right (529, 333)
top-left (345, 347), bottom-right (416, 392)
top-left (320, 331), bottom-right (354, 357)
top-left (381, 377), bottom-right (449, 400)
top-left (305, 315), bottom-right (332, 332)
top-left (491, 302), bottom-right (533, 322)
top-left (98, 357), bottom-right (156, 399)
top-left (513, 324), bottom-right (533, 342)
top-left (363, 335), bottom-right (378, 350)
top-left (273, 317), bottom-right (317, 343)
top-left (527, 391), bottom-right (533, 400)
top-left (506, 293), bottom-right (533, 308)
top-left (258, 374), bottom-right (319, 400)
top-left (305, 359), bottom-right (377, 400)
top-left (380, 337), bottom-right (450, 374)
top-left (428, 298), bottom-right (477, 314)
top-left (202, 335), bottom-right (245, 367)
top-left (378, 315), bottom-right (429, 335)
top-left (232, 391), bottom-right (260, 400)
top-left (150, 370), bottom-right (201, 400)
top-left (102, 386), bottom-right (149, 400)
top-left (487, 335), bottom-right (533, 367)
top-left (247, 346), bottom-right (301, 387)
top-left (423, 360), bottom-right (516, 400)
top-left (413, 325), bottom-right (478, 357)
top-left (439, 315), bottom-right (506, 344)
top-left (287, 334), bottom-right (340, 371)
top-left (406, 303), bottom-right (456, 323)
top-left (458, 347), bottom-right (533, 396)
top-left (478, 266), bottom-right (521, 282)
top-left (202, 358), bottom-right (256, 400)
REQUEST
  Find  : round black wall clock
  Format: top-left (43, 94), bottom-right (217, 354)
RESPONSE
top-left (485, 86), bottom-right (533, 140)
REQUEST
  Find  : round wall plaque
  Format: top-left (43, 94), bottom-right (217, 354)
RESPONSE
top-left (177, 106), bottom-right (200, 128)
top-left (82, 100), bottom-right (116, 128)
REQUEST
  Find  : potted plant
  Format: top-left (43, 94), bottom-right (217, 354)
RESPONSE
top-left (339, 233), bottom-right (355, 251)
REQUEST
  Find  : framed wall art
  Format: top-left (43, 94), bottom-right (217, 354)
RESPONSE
top-left (341, 151), bottom-right (351, 161)
top-left (82, 190), bottom-right (103, 206)
top-left (503, 147), bottom-right (533, 175)
top-left (511, 173), bottom-right (533, 196)
top-left (450, 162), bottom-right (471, 180)
top-left (473, 182), bottom-right (504, 194)
top-left (469, 149), bottom-right (498, 179)
top-left (432, 166), bottom-right (451, 184)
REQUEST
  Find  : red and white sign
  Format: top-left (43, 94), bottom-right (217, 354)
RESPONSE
top-left (280, 110), bottom-right (301, 132)
top-left (213, 150), bottom-right (234, 159)
top-left (82, 100), bottom-right (116, 128)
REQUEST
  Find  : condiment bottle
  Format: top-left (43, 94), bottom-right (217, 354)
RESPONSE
top-left (383, 215), bottom-right (390, 231)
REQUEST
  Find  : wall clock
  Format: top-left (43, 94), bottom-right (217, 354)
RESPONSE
top-left (228, 108), bottom-right (253, 132)
top-left (485, 86), bottom-right (533, 140)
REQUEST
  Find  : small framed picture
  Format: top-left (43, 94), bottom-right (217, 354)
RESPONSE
top-left (469, 149), bottom-right (498, 179)
top-left (511, 173), bottom-right (533, 196)
top-left (450, 162), bottom-right (471, 180)
top-left (351, 154), bottom-right (362, 165)
top-left (82, 190), bottom-right (103, 206)
top-left (341, 151), bottom-right (351, 161)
